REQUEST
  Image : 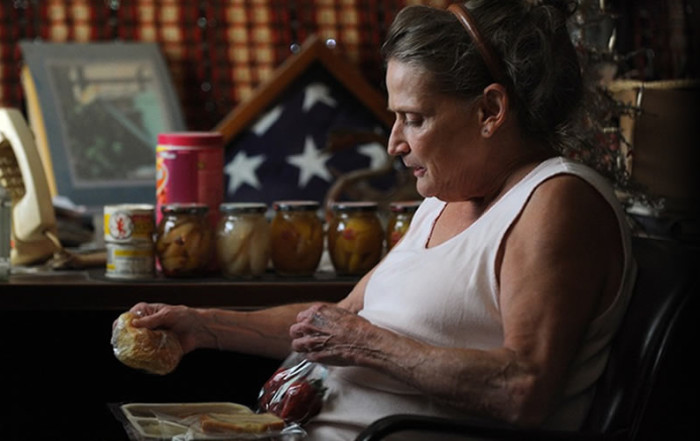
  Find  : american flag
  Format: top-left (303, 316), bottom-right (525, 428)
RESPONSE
top-left (223, 64), bottom-right (397, 205)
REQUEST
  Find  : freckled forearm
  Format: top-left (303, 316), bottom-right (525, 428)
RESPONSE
top-left (194, 304), bottom-right (314, 359)
top-left (355, 328), bottom-right (530, 422)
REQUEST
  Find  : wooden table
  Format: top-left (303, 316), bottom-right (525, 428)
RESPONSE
top-left (1, 267), bottom-right (357, 311)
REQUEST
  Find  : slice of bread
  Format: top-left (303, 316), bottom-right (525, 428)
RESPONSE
top-left (200, 412), bottom-right (285, 434)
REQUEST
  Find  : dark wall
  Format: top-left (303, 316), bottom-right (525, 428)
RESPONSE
top-left (0, 310), bottom-right (282, 441)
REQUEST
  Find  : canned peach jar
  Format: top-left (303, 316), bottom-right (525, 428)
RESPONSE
top-left (385, 200), bottom-right (421, 251)
top-left (269, 200), bottom-right (323, 276)
top-left (328, 201), bottom-right (384, 276)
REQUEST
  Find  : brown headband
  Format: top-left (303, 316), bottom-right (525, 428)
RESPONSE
top-left (447, 3), bottom-right (505, 84)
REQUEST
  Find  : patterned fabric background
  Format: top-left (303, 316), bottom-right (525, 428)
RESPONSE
top-left (0, 0), bottom-right (451, 132)
top-left (1, 1), bottom-right (695, 132)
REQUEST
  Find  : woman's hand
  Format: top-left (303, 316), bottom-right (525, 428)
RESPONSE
top-left (289, 303), bottom-right (382, 366)
top-left (116, 302), bottom-right (204, 354)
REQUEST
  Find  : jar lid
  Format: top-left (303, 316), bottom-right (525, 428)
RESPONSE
top-left (331, 201), bottom-right (378, 212)
top-left (161, 202), bottom-right (209, 215)
top-left (389, 200), bottom-right (421, 213)
top-left (157, 132), bottom-right (223, 147)
top-left (273, 200), bottom-right (320, 211)
top-left (220, 202), bottom-right (267, 213)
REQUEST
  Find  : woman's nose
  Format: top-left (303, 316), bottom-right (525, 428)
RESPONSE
top-left (387, 124), bottom-right (408, 156)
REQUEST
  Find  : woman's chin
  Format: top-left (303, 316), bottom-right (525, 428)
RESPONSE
top-left (415, 182), bottom-right (433, 199)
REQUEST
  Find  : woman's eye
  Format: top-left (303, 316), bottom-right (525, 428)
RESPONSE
top-left (404, 115), bottom-right (422, 127)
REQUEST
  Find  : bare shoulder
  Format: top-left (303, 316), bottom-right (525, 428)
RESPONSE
top-left (517, 174), bottom-right (620, 243)
top-left (502, 173), bottom-right (624, 307)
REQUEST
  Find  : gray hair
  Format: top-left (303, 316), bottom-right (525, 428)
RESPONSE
top-left (381, 0), bottom-right (583, 152)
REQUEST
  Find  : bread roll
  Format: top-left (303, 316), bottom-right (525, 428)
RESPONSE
top-left (111, 311), bottom-right (183, 375)
top-left (200, 412), bottom-right (285, 433)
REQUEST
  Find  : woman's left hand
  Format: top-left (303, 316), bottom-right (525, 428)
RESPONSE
top-left (289, 303), bottom-right (378, 366)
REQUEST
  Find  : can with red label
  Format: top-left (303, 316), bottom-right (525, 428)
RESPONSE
top-left (156, 132), bottom-right (224, 230)
top-left (103, 204), bottom-right (155, 279)
top-left (104, 204), bottom-right (156, 244)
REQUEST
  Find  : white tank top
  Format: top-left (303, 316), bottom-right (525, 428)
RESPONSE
top-left (305, 157), bottom-right (637, 440)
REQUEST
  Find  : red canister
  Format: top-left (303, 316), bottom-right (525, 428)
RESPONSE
top-left (156, 132), bottom-right (224, 230)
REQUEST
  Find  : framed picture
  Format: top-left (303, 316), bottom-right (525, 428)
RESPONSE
top-left (215, 35), bottom-right (417, 212)
top-left (19, 41), bottom-right (185, 209)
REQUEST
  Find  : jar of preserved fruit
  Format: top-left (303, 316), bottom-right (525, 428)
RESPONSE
top-left (216, 202), bottom-right (270, 278)
top-left (270, 200), bottom-right (324, 276)
top-left (386, 200), bottom-right (421, 251)
top-left (156, 203), bottom-right (214, 277)
top-left (328, 201), bottom-right (384, 276)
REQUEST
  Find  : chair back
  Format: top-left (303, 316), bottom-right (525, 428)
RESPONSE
top-left (582, 236), bottom-right (698, 437)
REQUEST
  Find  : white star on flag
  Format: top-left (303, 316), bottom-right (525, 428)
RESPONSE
top-left (302, 83), bottom-right (337, 111)
top-left (358, 142), bottom-right (389, 170)
top-left (287, 136), bottom-right (332, 188)
top-left (225, 151), bottom-right (266, 194)
top-left (252, 104), bottom-right (283, 136)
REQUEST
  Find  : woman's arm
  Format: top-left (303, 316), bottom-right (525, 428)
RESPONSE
top-left (291, 176), bottom-right (624, 426)
top-left (126, 263), bottom-right (374, 360)
top-left (128, 302), bottom-right (314, 360)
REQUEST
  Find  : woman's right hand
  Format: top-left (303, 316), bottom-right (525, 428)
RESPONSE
top-left (119, 302), bottom-right (205, 354)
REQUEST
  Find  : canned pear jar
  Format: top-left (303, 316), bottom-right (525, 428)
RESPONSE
top-left (386, 200), bottom-right (421, 251)
top-left (156, 203), bottom-right (214, 278)
top-left (328, 201), bottom-right (384, 276)
top-left (216, 202), bottom-right (270, 278)
top-left (269, 200), bottom-right (323, 276)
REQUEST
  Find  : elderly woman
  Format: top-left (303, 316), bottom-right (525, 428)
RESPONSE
top-left (120, 1), bottom-right (636, 439)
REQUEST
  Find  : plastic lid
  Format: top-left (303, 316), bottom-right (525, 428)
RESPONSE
top-left (157, 132), bottom-right (223, 147)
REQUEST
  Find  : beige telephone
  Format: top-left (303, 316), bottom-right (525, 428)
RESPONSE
top-left (0, 107), bottom-right (60, 265)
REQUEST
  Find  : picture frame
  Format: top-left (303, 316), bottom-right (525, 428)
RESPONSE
top-left (19, 41), bottom-right (186, 209)
top-left (214, 35), bottom-right (417, 210)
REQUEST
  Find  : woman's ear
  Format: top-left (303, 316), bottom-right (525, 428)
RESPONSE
top-left (478, 83), bottom-right (508, 138)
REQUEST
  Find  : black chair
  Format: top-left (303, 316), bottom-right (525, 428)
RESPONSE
top-left (355, 236), bottom-right (698, 441)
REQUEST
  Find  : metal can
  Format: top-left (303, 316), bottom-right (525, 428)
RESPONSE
top-left (269, 200), bottom-right (324, 276)
top-left (156, 132), bottom-right (224, 230)
top-left (216, 202), bottom-right (270, 278)
top-left (106, 242), bottom-right (156, 279)
top-left (103, 204), bottom-right (155, 279)
top-left (328, 201), bottom-right (384, 276)
top-left (386, 200), bottom-right (421, 251)
top-left (155, 203), bottom-right (214, 278)
top-left (104, 204), bottom-right (155, 243)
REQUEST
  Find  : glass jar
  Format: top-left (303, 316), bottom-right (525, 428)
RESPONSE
top-left (328, 201), bottom-right (384, 276)
top-left (216, 202), bottom-right (270, 278)
top-left (386, 200), bottom-right (421, 251)
top-left (155, 203), bottom-right (214, 277)
top-left (269, 200), bottom-right (324, 276)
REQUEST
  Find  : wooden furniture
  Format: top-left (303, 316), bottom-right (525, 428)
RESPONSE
top-left (2, 267), bottom-right (356, 311)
